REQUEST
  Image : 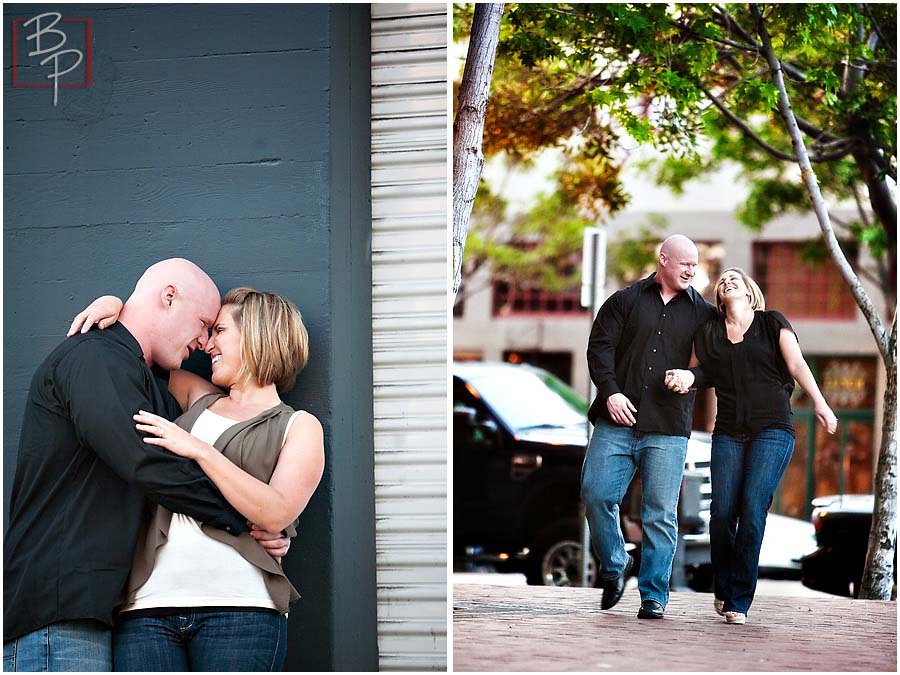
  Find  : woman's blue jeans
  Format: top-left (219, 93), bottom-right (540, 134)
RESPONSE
top-left (581, 419), bottom-right (688, 607)
top-left (113, 610), bottom-right (287, 672)
top-left (709, 427), bottom-right (794, 615)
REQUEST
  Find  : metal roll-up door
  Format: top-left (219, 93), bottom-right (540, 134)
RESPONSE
top-left (370, 4), bottom-right (447, 671)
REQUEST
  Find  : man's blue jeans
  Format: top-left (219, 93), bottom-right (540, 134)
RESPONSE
top-left (3, 620), bottom-right (112, 672)
top-left (113, 609), bottom-right (287, 672)
top-left (581, 419), bottom-right (688, 607)
top-left (709, 427), bottom-right (794, 615)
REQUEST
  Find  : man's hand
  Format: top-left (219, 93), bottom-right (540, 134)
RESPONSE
top-left (251, 524), bottom-right (291, 564)
top-left (606, 393), bottom-right (637, 426)
top-left (664, 369), bottom-right (695, 394)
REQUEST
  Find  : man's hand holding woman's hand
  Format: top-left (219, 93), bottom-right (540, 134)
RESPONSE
top-left (134, 410), bottom-right (294, 563)
top-left (251, 525), bottom-right (291, 564)
top-left (606, 392), bottom-right (637, 426)
top-left (664, 369), bottom-right (695, 394)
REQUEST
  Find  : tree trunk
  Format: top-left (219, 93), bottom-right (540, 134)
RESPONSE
top-left (752, 3), bottom-right (896, 600)
top-left (851, 145), bottom-right (898, 314)
top-left (452, 3), bottom-right (504, 297)
top-left (861, 315), bottom-right (897, 599)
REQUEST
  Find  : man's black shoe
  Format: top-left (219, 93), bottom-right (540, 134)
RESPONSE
top-left (600, 555), bottom-right (633, 610)
top-left (637, 599), bottom-right (665, 619)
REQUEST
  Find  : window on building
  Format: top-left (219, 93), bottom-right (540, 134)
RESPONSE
top-left (492, 280), bottom-right (588, 316)
top-left (775, 355), bottom-right (876, 519)
top-left (491, 239), bottom-right (724, 316)
top-left (752, 242), bottom-right (858, 319)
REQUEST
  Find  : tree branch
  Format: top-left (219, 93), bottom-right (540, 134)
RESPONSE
top-left (710, 6), bottom-right (810, 81)
top-left (522, 69), bottom-right (617, 124)
top-left (795, 115), bottom-right (842, 144)
top-left (750, 2), bottom-right (888, 358)
top-left (851, 181), bottom-right (873, 229)
top-left (827, 210), bottom-right (849, 230)
top-left (850, 260), bottom-right (884, 289)
top-left (700, 85), bottom-right (856, 162)
top-left (862, 3), bottom-right (897, 58)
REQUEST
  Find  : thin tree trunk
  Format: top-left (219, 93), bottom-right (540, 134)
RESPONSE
top-left (752, 3), bottom-right (896, 600)
top-left (452, 3), bottom-right (503, 297)
top-left (862, 315), bottom-right (897, 598)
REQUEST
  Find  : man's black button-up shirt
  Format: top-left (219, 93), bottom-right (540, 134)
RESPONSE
top-left (587, 274), bottom-right (716, 437)
top-left (4, 323), bottom-right (247, 641)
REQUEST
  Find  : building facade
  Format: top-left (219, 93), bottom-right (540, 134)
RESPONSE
top-left (454, 208), bottom-right (887, 519)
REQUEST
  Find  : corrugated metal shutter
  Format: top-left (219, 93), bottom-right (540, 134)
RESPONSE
top-left (370, 4), bottom-right (447, 671)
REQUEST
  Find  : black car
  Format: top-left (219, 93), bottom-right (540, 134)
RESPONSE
top-left (453, 361), bottom-right (713, 588)
top-left (800, 494), bottom-right (894, 598)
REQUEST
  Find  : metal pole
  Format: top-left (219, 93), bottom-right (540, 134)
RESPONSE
top-left (580, 228), bottom-right (606, 586)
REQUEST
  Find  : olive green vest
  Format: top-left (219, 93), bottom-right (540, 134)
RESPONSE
top-left (122, 392), bottom-right (301, 614)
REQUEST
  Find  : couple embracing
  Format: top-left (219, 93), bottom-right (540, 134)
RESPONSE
top-left (4, 259), bottom-right (325, 671)
top-left (582, 235), bottom-right (837, 624)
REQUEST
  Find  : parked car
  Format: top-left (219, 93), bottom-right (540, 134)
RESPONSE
top-left (453, 360), bottom-right (713, 588)
top-left (800, 494), bottom-right (894, 598)
top-left (454, 360), bottom-right (815, 589)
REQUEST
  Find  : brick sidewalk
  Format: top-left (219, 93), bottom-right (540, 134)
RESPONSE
top-left (453, 583), bottom-right (896, 672)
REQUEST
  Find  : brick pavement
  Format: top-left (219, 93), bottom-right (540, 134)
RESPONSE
top-left (453, 583), bottom-right (897, 672)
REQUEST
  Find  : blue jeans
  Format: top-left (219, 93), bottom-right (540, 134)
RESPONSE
top-left (709, 428), bottom-right (794, 615)
top-left (3, 620), bottom-right (112, 671)
top-left (581, 419), bottom-right (688, 607)
top-left (113, 610), bottom-right (287, 672)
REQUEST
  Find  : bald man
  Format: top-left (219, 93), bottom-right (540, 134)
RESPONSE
top-left (5, 260), bottom-right (257, 670)
top-left (581, 235), bottom-right (716, 619)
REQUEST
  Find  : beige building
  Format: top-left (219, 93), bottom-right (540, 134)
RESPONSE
top-left (454, 207), bottom-right (887, 519)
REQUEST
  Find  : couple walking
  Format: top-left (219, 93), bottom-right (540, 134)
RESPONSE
top-left (4, 259), bottom-right (325, 671)
top-left (582, 235), bottom-right (837, 623)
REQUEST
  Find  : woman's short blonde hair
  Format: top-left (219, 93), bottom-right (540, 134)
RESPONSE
top-left (222, 287), bottom-right (309, 393)
top-left (714, 267), bottom-right (766, 317)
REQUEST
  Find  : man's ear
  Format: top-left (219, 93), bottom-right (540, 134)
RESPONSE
top-left (161, 284), bottom-right (177, 308)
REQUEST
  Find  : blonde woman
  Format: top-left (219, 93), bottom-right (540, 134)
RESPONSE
top-left (70, 288), bottom-right (324, 671)
top-left (665, 268), bottom-right (837, 625)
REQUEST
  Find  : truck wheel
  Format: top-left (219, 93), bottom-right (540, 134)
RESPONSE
top-left (686, 563), bottom-right (714, 592)
top-left (526, 520), bottom-right (603, 588)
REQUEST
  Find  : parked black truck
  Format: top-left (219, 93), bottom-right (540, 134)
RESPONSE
top-left (800, 494), bottom-right (896, 598)
top-left (452, 361), bottom-right (713, 588)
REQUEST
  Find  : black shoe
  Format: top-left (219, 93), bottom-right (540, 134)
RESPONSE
top-left (637, 599), bottom-right (665, 619)
top-left (600, 555), bottom-right (633, 610)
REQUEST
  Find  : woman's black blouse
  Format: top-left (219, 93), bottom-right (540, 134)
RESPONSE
top-left (694, 310), bottom-right (797, 437)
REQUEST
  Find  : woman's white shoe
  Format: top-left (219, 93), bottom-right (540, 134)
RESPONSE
top-left (725, 611), bottom-right (746, 624)
top-left (714, 598), bottom-right (725, 616)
